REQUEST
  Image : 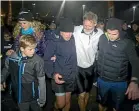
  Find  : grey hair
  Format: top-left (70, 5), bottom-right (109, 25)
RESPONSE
top-left (83, 11), bottom-right (98, 24)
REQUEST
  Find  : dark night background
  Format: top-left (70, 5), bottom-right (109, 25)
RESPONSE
top-left (1, 1), bottom-right (139, 111)
top-left (1, 1), bottom-right (139, 24)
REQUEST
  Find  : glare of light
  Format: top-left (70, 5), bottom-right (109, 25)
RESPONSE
top-left (133, 6), bottom-right (136, 9)
top-left (82, 4), bottom-right (86, 17)
top-left (56, 0), bottom-right (66, 21)
top-left (82, 4), bottom-right (86, 8)
top-left (28, 10), bottom-right (30, 12)
top-left (32, 3), bottom-right (35, 6)
top-left (132, 5), bottom-right (136, 22)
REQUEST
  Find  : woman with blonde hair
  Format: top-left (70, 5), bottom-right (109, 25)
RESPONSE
top-left (7, 9), bottom-right (46, 57)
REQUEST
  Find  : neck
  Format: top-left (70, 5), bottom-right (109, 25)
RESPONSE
top-left (23, 27), bottom-right (30, 31)
top-left (21, 52), bottom-right (27, 57)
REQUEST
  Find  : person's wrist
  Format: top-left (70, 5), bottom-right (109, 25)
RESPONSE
top-left (53, 73), bottom-right (57, 79)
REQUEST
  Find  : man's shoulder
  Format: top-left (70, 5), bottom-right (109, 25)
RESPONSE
top-left (122, 38), bottom-right (135, 46)
top-left (98, 34), bottom-right (107, 44)
top-left (8, 51), bottom-right (19, 60)
top-left (74, 25), bottom-right (83, 33)
top-left (96, 28), bottom-right (104, 34)
top-left (94, 28), bottom-right (104, 38)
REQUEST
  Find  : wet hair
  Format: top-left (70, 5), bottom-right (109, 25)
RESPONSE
top-left (83, 11), bottom-right (98, 24)
top-left (19, 35), bottom-right (37, 49)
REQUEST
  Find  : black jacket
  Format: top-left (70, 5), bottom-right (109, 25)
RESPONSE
top-left (97, 32), bottom-right (139, 82)
top-left (1, 51), bottom-right (46, 104)
top-left (43, 35), bottom-right (77, 83)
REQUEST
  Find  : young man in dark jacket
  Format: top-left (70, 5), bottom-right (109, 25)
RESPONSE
top-left (43, 18), bottom-right (77, 111)
top-left (97, 18), bottom-right (139, 111)
top-left (1, 35), bottom-right (46, 111)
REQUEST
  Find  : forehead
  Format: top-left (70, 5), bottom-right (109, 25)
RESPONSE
top-left (19, 21), bottom-right (29, 24)
top-left (25, 45), bottom-right (36, 49)
top-left (132, 24), bottom-right (138, 26)
top-left (107, 29), bottom-right (119, 34)
top-left (83, 20), bottom-right (95, 25)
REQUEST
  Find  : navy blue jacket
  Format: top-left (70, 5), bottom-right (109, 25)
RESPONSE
top-left (43, 35), bottom-right (77, 83)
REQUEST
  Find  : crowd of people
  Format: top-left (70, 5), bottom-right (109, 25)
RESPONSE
top-left (1, 8), bottom-right (139, 111)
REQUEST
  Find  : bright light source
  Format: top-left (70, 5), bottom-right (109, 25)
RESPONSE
top-left (56, 0), bottom-right (66, 21)
top-left (133, 6), bottom-right (136, 9)
top-left (32, 3), bottom-right (36, 6)
top-left (82, 4), bottom-right (86, 8)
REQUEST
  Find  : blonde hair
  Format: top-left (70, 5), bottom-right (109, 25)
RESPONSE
top-left (13, 20), bottom-right (46, 39)
top-left (19, 35), bottom-right (37, 49)
top-left (83, 11), bottom-right (98, 24)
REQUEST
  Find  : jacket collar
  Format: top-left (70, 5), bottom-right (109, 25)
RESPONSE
top-left (81, 28), bottom-right (98, 35)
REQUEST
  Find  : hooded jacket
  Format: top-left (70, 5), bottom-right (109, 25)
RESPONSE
top-left (43, 34), bottom-right (77, 83)
top-left (97, 31), bottom-right (139, 82)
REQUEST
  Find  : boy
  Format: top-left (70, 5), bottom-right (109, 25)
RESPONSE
top-left (43, 18), bottom-right (77, 111)
top-left (1, 35), bottom-right (46, 111)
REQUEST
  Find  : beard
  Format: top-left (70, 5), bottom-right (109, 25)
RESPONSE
top-left (83, 28), bottom-right (94, 35)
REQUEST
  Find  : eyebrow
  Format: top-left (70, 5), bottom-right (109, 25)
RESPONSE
top-left (108, 32), bottom-right (117, 35)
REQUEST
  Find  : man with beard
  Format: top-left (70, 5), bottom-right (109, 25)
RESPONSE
top-left (73, 11), bottom-right (103, 111)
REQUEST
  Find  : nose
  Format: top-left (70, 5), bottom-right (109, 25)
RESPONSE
top-left (85, 26), bottom-right (91, 31)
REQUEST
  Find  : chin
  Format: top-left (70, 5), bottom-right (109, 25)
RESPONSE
top-left (28, 55), bottom-right (33, 57)
top-left (66, 39), bottom-right (70, 41)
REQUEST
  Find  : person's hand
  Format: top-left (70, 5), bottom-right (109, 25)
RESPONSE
top-left (54, 73), bottom-right (65, 84)
top-left (125, 82), bottom-right (139, 100)
top-left (0, 82), bottom-right (6, 91)
top-left (51, 55), bottom-right (56, 62)
top-left (6, 49), bottom-right (14, 56)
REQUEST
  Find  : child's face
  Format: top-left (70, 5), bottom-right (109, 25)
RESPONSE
top-left (60, 32), bottom-right (73, 41)
top-left (20, 46), bottom-right (36, 57)
top-left (19, 21), bottom-right (30, 30)
top-left (4, 34), bottom-right (11, 41)
top-left (132, 24), bottom-right (139, 31)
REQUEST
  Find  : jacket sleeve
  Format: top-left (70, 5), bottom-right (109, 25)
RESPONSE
top-left (37, 76), bottom-right (46, 106)
top-left (43, 40), bottom-right (56, 78)
top-left (125, 40), bottom-right (139, 84)
top-left (35, 59), bottom-right (46, 106)
top-left (1, 58), bottom-right (10, 83)
top-left (35, 32), bottom-right (46, 57)
top-left (12, 35), bottom-right (20, 51)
